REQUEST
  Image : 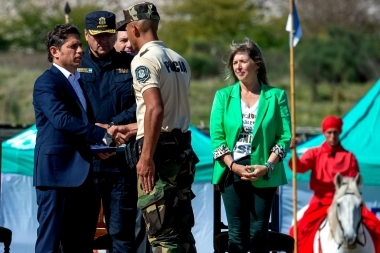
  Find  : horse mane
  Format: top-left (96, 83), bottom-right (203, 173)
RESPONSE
top-left (333, 176), bottom-right (362, 200)
top-left (328, 176), bottom-right (362, 240)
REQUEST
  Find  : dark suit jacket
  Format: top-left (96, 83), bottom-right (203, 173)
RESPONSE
top-left (33, 65), bottom-right (106, 187)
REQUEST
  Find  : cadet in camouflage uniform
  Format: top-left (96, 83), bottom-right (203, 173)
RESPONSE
top-left (115, 2), bottom-right (199, 253)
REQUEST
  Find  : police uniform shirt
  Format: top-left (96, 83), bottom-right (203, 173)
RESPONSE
top-left (78, 48), bottom-right (135, 126)
top-left (131, 41), bottom-right (191, 140)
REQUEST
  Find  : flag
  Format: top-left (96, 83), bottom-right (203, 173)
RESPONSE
top-left (286, 2), bottom-right (302, 47)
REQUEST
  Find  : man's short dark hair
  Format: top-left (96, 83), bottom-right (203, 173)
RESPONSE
top-left (46, 24), bottom-right (81, 63)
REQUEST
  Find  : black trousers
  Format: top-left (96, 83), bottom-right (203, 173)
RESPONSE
top-left (94, 171), bottom-right (137, 253)
top-left (221, 158), bottom-right (276, 253)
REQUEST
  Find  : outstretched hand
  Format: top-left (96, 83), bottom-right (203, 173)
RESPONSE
top-left (93, 123), bottom-right (116, 159)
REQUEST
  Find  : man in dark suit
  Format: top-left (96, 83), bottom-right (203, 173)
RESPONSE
top-left (33, 23), bottom-right (109, 253)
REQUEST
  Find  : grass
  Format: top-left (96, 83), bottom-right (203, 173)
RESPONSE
top-left (189, 77), bottom-right (226, 127)
top-left (0, 67), bottom-right (42, 124)
top-left (0, 52), bottom-right (376, 128)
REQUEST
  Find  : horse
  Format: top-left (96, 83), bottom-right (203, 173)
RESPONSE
top-left (313, 173), bottom-right (375, 253)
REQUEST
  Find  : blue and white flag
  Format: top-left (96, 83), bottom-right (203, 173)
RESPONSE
top-left (286, 2), bottom-right (302, 47)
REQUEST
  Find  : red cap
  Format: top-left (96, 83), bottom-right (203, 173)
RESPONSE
top-left (322, 116), bottom-right (343, 133)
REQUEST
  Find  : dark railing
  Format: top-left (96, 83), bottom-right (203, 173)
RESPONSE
top-left (0, 124), bottom-right (33, 141)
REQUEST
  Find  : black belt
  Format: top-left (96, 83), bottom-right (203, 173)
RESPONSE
top-left (165, 129), bottom-right (191, 150)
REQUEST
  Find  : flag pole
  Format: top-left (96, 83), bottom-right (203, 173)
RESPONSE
top-left (64, 2), bottom-right (71, 24)
top-left (289, 0), bottom-right (298, 252)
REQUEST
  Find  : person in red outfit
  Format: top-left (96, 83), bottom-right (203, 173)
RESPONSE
top-left (288, 115), bottom-right (380, 253)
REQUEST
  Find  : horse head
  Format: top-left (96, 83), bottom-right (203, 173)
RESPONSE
top-left (328, 173), bottom-right (364, 249)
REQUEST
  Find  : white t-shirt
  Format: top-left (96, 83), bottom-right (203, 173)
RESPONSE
top-left (131, 41), bottom-right (191, 140)
top-left (232, 99), bottom-right (259, 161)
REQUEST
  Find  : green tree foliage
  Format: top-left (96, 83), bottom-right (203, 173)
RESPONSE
top-left (0, 3), bottom-right (62, 52)
top-left (0, 24), bottom-right (12, 51)
top-left (295, 27), bottom-right (380, 102)
top-left (160, 0), bottom-right (255, 53)
top-left (297, 28), bottom-right (380, 83)
top-left (64, 5), bottom-right (103, 49)
top-left (248, 17), bottom-right (289, 49)
top-left (184, 39), bottom-right (221, 79)
top-left (159, 0), bottom-right (288, 79)
top-left (0, 3), bottom-right (101, 52)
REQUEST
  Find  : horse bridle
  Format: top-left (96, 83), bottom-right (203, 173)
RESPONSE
top-left (334, 191), bottom-right (366, 249)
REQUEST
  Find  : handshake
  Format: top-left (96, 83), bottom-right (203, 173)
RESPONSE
top-left (96, 122), bottom-right (138, 147)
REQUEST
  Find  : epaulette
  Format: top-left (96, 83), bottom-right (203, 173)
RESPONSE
top-left (139, 48), bottom-right (149, 57)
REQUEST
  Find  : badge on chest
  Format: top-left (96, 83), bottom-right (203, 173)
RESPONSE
top-left (77, 68), bottom-right (93, 73)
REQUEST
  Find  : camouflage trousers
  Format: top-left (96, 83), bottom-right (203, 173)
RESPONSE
top-left (137, 158), bottom-right (197, 253)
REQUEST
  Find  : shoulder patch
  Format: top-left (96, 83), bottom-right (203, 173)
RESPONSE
top-left (135, 66), bottom-right (150, 83)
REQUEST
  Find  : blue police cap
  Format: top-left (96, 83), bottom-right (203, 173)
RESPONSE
top-left (85, 11), bottom-right (116, 35)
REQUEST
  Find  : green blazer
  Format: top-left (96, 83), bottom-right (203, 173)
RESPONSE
top-left (210, 82), bottom-right (291, 187)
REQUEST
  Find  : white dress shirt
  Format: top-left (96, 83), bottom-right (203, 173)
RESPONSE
top-left (53, 63), bottom-right (87, 112)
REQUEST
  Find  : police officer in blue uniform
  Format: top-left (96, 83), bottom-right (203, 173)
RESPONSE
top-left (79, 11), bottom-right (137, 253)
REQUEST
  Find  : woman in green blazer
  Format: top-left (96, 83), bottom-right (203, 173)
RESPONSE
top-left (210, 38), bottom-right (291, 253)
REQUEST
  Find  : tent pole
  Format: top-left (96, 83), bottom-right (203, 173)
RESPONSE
top-left (0, 139), bottom-right (2, 194)
top-left (289, 0), bottom-right (298, 252)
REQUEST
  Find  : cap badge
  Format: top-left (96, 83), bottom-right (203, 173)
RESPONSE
top-left (98, 17), bottom-right (106, 25)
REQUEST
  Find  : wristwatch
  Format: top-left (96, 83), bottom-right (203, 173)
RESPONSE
top-left (263, 161), bottom-right (275, 180)
top-left (265, 161), bottom-right (275, 172)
